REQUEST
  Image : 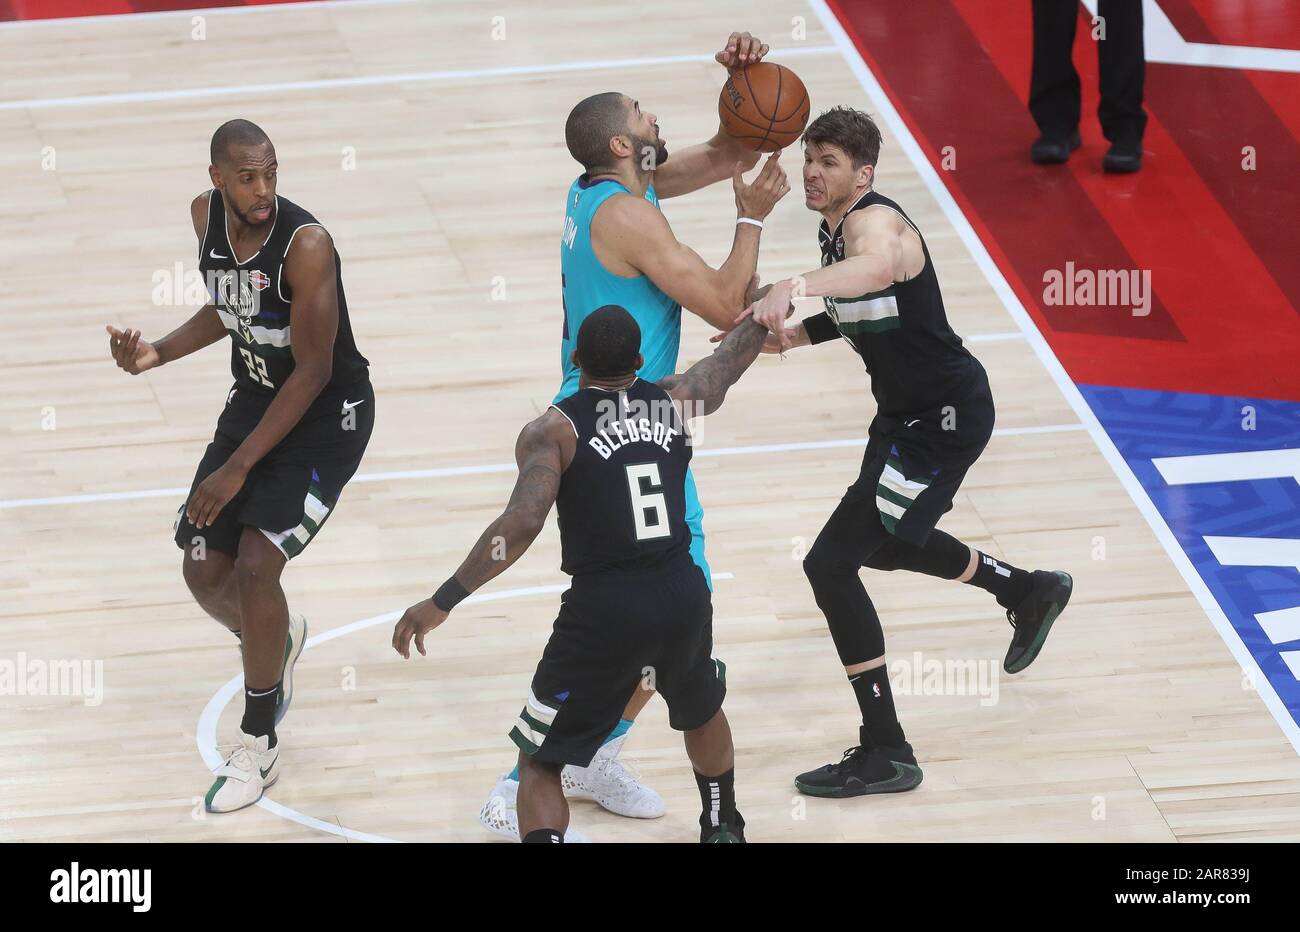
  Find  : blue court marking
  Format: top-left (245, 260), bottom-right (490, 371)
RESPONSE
top-left (1081, 384), bottom-right (1300, 735)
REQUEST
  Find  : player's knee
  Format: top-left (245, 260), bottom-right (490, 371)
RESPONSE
top-left (182, 551), bottom-right (227, 599)
top-left (803, 547), bottom-right (855, 589)
top-left (233, 539), bottom-right (284, 589)
top-left (864, 538), bottom-right (905, 572)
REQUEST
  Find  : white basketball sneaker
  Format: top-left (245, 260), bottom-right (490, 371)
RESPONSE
top-left (478, 773), bottom-right (589, 843)
top-left (275, 612), bottom-right (307, 724)
top-left (561, 734), bottom-right (665, 819)
top-left (205, 729), bottom-right (280, 814)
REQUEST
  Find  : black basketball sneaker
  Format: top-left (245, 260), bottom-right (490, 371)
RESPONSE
top-left (700, 811), bottom-right (746, 843)
top-left (795, 727), bottom-right (924, 798)
top-left (1003, 570), bottom-right (1073, 674)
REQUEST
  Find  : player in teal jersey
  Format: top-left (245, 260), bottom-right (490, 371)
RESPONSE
top-left (478, 30), bottom-right (791, 841)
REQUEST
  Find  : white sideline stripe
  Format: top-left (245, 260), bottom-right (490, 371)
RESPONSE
top-left (1083, 0), bottom-right (1300, 75)
top-left (0, 45), bottom-right (838, 111)
top-left (807, 0), bottom-right (1300, 758)
top-left (197, 573), bottom-right (734, 843)
top-left (0, 423), bottom-right (1084, 510)
top-left (966, 331), bottom-right (1026, 343)
top-left (0, 0), bottom-right (410, 29)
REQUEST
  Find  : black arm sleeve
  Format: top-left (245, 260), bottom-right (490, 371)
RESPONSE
top-left (802, 312), bottom-right (840, 346)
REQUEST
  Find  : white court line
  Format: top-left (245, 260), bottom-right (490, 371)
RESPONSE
top-left (1083, 0), bottom-right (1300, 75)
top-left (0, 0), bottom-right (411, 29)
top-left (966, 331), bottom-right (1027, 343)
top-left (0, 45), bottom-right (838, 111)
top-left (1, 422), bottom-right (1084, 510)
top-left (806, 0), bottom-right (1300, 758)
top-left (197, 573), bottom-right (735, 843)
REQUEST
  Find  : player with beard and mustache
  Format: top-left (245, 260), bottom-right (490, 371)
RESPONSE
top-left (476, 31), bottom-right (791, 842)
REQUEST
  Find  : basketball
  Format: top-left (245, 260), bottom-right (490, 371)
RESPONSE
top-left (718, 62), bottom-right (811, 152)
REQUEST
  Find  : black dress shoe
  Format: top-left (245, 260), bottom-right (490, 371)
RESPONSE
top-left (1103, 141), bottom-right (1143, 173)
top-left (1031, 130), bottom-right (1081, 164)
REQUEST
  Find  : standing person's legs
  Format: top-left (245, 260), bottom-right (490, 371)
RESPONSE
top-left (1097, 0), bottom-right (1147, 170)
top-left (1030, 0), bottom-right (1083, 160)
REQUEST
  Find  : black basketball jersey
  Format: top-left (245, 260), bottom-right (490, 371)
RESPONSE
top-left (198, 189), bottom-right (369, 403)
top-left (552, 378), bottom-right (692, 576)
top-left (804, 190), bottom-right (976, 416)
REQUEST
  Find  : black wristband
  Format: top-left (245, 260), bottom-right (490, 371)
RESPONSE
top-left (432, 576), bottom-right (470, 612)
top-left (802, 311), bottom-right (839, 346)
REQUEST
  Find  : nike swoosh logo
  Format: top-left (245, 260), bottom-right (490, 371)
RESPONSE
top-left (260, 763), bottom-right (275, 778)
top-left (904, 419), bottom-right (920, 427)
top-left (342, 399), bottom-right (365, 409)
top-left (210, 249), bottom-right (227, 259)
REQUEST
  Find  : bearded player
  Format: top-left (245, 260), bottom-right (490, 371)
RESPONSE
top-left (106, 120), bottom-right (374, 813)
top-left (744, 107), bottom-right (1072, 798)
top-left (478, 30), bottom-right (792, 838)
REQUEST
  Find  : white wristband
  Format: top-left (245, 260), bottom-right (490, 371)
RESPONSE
top-left (737, 217), bottom-right (764, 229)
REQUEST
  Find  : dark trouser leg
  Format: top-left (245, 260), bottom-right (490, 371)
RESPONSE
top-left (1030, 0), bottom-right (1082, 139)
top-left (1097, 0), bottom-right (1147, 145)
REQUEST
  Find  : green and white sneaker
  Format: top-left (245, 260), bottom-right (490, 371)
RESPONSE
top-left (205, 729), bottom-right (280, 814)
top-left (275, 612), bottom-right (307, 724)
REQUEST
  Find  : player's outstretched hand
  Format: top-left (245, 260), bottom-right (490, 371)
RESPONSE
top-left (733, 153), bottom-right (790, 222)
top-left (715, 31), bottom-right (770, 71)
top-left (743, 279), bottom-right (798, 351)
top-left (392, 598), bottom-right (449, 659)
top-left (106, 325), bottom-right (161, 375)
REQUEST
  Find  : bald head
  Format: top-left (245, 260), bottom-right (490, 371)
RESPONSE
top-left (565, 92), bottom-right (630, 174)
top-left (575, 305), bottom-right (641, 378)
top-left (210, 119), bottom-right (273, 167)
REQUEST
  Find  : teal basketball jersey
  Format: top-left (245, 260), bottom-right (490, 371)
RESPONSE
top-left (554, 174), bottom-right (712, 589)
top-left (556, 176), bottom-right (681, 403)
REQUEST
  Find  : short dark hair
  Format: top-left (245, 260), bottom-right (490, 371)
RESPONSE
top-left (565, 92), bottom-right (630, 173)
top-left (210, 119), bottom-right (273, 166)
top-left (575, 305), bottom-right (640, 378)
top-left (802, 107), bottom-right (882, 169)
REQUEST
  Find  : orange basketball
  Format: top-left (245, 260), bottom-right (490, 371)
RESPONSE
top-left (718, 62), bottom-right (811, 153)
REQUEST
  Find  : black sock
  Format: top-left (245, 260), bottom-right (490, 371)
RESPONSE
top-left (522, 828), bottom-right (564, 843)
top-left (695, 767), bottom-right (737, 828)
top-left (240, 681), bottom-right (280, 748)
top-left (850, 665), bottom-right (905, 748)
top-left (967, 551), bottom-right (1033, 608)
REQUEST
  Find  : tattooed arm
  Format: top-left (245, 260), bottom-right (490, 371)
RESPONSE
top-left (656, 318), bottom-right (767, 416)
top-left (392, 409), bottom-right (576, 658)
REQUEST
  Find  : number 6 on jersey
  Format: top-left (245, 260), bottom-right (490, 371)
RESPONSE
top-left (625, 462), bottom-right (671, 541)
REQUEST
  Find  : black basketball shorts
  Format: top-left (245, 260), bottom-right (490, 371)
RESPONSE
top-left (509, 553), bottom-right (726, 767)
top-left (173, 380), bottom-right (374, 560)
top-left (855, 368), bottom-right (995, 547)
